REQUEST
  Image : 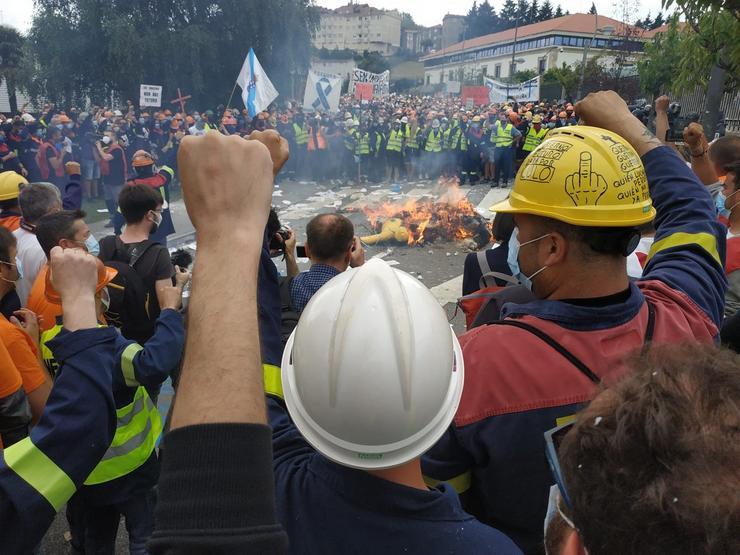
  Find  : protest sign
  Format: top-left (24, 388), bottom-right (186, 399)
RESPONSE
top-left (349, 68), bottom-right (390, 98)
top-left (139, 84), bottom-right (162, 107)
top-left (303, 70), bottom-right (342, 112)
top-left (485, 76), bottom-right (540, 103)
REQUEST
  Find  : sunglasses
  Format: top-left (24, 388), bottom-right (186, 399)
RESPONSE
top-left (544, 420), bottom-right (575, 511)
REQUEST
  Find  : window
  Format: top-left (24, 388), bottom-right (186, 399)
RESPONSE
top-left (426, 75), bottom-right (431, 85)
top-left (494, 64), bottom-right (501, 78)
top-left (449, 70), bottom-right (454, 80)
top-left (482, 66), bottom-right (488, 76)
top-left (554, 36), bottom-right (564, 45)
top-left (440, 71), bottom-right (444, 82)
top-left (538, 58), bottom-right (546, 74)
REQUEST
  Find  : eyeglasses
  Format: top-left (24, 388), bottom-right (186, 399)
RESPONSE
top-left (544, 421), bottom-right (575, 511)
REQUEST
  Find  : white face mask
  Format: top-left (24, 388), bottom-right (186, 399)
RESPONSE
top-left (507, 228), bottom-right (550, 292)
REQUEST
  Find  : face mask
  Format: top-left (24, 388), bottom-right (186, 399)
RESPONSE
top-left (0, 257), bottom-right (23, 282)
top-left (85, 234), bottom-right (100, 256)
top-left (36, 129), bottom-right (44, 137)
top-left (65, 123), bottom-right (74, 129)
top-left (101, 136), bottom-right (111, 145)
top-left (548, 122), bottom-right (556, 129)
top-left (55, 124), bottom-right (64, 130)
top-left (151, 211), bottom-right (162, 234)
top-left (507, 228), bottom-right (551, 292)
top-left (154, 123), bottom-right (161, 129)
top-left (139, 117), bottom-right (146, 125)
top-left (100, 286), bottom-right (111, 312)
top-left (718, 189), bottom-right (740, 215)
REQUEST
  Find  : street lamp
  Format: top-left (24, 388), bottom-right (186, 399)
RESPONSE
top-left (506, 15), bottom-right (521, 101)
top-left (576, 18), bottom-right (615, 100)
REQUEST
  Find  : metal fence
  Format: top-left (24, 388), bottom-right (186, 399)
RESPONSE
top-left (671, 87), bottom-right (740, 134)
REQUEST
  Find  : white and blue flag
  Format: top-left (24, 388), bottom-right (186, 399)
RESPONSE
top-left (303, 70), bottom-right (342, 113)
top-left (236, 48), bottom-right (278, 118)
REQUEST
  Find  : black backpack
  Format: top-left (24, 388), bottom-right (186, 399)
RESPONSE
top-left (99, 236), bottom-right (161, 344)
top-left (279, 276), bottom-right (299, 347)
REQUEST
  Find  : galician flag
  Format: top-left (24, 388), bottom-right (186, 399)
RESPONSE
top-left (236, 48), bottom-right (278, 118)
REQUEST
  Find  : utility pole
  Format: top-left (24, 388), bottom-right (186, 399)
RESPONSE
top-left (576, 11), bottom-right (598, 101)
top-left (507, 15), bottom-right (520, 101)
top-left (703, 64), bottom-right (726, 140)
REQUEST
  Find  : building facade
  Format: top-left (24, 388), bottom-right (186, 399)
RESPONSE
top-left (313, 3), bottom-right (402, 56)
top-left (442, 14), bottom-right (466, 49)
top-left (421, 14), bottom-right (645, 87)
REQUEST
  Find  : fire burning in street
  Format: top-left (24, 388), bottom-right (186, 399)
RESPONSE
top-left (353, 178), bottom-right (492, 248)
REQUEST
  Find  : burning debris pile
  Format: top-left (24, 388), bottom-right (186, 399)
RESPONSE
top-left (354, 178), bottom-right (492, 249)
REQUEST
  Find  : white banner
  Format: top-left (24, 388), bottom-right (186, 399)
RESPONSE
top-left (139, 84), bottom-right (162, 107)
top-left (349, 68), bottom-right (390, 98)
top-left (485, 76), bottom-right (540, 103)
top-left (303, 70), bottom-right (342, 113)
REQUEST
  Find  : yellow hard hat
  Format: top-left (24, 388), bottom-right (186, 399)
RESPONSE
top-left (532, 115), bottom-right (542, 124)
top-left (0, 171), bottom-right (28, 201)
top-left (490, 126), bottom-right (655, 227)
top-left (472, 115), bottom-right (481, 122)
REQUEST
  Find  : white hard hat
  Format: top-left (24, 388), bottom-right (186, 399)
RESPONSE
top-left (400, 116), bottom-right (409, 123)
top-left (20, 113), bottom-right (36, 123)
top-left (345, 118), bottom-right (355, 127)
top-left (281, 259), bottom-right (464, 470)
top-left (113, 109), bottom-right (123, 117)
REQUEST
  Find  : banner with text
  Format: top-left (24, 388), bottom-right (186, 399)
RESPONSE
top-left (139, 84), bottom-right (163, 107)
top-left (485, 76), bottom-right (540, 103)
top-left (303, 70), bottom-right (342, 113)
top-left (349, 68), bottom-right (390, 98)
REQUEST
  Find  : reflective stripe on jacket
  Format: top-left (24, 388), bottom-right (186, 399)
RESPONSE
top-left (522, 127), bottom-right (548, 152)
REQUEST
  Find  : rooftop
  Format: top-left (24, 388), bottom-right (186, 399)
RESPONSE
top-left (420, 13), bottom-right (639, 61)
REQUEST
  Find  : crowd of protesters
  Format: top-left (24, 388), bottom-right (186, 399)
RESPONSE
top-left (0, 88), bottom-right (738, 555)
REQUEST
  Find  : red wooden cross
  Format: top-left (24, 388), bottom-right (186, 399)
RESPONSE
top-left (170, 88), bottom-right (192, 113)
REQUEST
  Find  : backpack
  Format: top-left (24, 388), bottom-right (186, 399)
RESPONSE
top-left (279, 276), bottom-right (299, 347)
top-left (99, 236), bottom-right (161, 343)
top-left (457, 250), bottom-right (534, 329)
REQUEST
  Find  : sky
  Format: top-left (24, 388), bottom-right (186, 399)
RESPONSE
top-left (0, 0), bottom-right (668, 32)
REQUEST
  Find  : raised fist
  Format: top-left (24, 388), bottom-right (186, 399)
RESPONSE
top-left (654, 95), bottom-right (670, 113)
top-left (565, 152), bottom-right (608, 206)
top-left (682, 122), bottom-right (707, 153)
top-left (247, 129), bottom-right (289, 177)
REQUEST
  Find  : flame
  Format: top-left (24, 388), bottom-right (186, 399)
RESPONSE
top-left (353, 177), bottom-right (492, 247)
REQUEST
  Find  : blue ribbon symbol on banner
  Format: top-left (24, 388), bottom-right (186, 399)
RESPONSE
top-left (312, 77), bottom-right (332, 111)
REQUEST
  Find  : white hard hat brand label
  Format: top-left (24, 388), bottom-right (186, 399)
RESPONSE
top-left (357, 453), bottom-right (384, 460)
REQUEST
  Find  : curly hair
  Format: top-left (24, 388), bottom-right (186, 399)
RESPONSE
top-left (559, 344), bottom-right (740, 555)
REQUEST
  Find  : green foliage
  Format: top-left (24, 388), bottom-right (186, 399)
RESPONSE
top-left (354, 51), bottom-right (390, 74)
top-left (514, 69), bottom-right (538, 81)
top-left (544, 63), bottom-right (578, 97)
top-left (25, 0), bottom-right (319, 109)
top-left (638, 8), bottom-right (739, 94)
top-left (464, 0), bottom-right (567, 39)
top-left (0, 25), bottom-right (24, 112)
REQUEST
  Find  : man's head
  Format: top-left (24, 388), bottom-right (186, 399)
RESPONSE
top-left (118, 185), bottom-right (163, 231)
top-left (36, 210), bottom-right (91, 259)
top-left (549, 344), bottom-right (740, 555)
top-left (723, 160), bottom-right (740, 212)
top-left (492, 126), bottom-right (653, 298)
top-left (0, 171), bottom-right (28, 212)
top-left (0, 226), bottom-right (20, 284)
top-left (46, 127), bottom-right (61, 144)
top-left (305, 214), bottom-right (355, 271)
top-left (18, 183), bottom-right (62, 225)
top-left (709, 135), bottom-right (740, 177)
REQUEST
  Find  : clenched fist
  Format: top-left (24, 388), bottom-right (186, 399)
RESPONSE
top-left (247, 129), bottom-right (289, 177)
top-left (177, 132), bottom-right (273, 243)
top-left (654, 95), bottom-right (670, 113)
top-left (49, 246), bottom-right (98, 304)
top-left (683, 123), bottom-right (708, 155)
top-left (565, 152), bottom-right (608, 206)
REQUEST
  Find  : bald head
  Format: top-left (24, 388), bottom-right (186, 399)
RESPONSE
top-left (306, 214), bottom-right (354, 264)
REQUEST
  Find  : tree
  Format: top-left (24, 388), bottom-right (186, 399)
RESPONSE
top-left (588, 3), bottom-right (598, 14)
top-left (354, 51), bottom-right (390, 74)
top-left (516, 0), bottom-right (531, 21)
top-left (538, 0), bottom-right (554, 21)
top-left (0, 25), bottom-right (24, 114)
top-left (651, 11), bottom-right (665, 28)
top-left (26, 0), bottom-right (319, 108)
top-left (544, 63), bottom-right (578, 97)
top-left (528, 0), bottom-right (540, 24)
top-left (514, 69), bottom-right (538, 81)
top-left (476, 1), bottom-right (499, 36)
top-left (639, 12), bottom-right (654, 29)
top-left (637, 15), bottom-right (684, 96)
top-left (554, 5), bottom-right (564, 17)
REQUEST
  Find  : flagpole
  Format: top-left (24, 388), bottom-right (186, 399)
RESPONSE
top-left (225, 81), bottom-right (239, 111)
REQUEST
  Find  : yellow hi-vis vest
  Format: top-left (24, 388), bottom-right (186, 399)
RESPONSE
top-left (425, 129), bottom-right (442, 152)
top-left (356, 133), bottom-right (370, 155)
top-left (523, 127), bottom-right (548, 152)
top-left (405, 127), bottom-right (420, 149)
top-left (41, 325), bottom-right (162, 485)
top-left (494, 122), bottom-right (514, 148)
top-left (386, 129), bottom-right (403, 152)
top-left (293, 123), bottom-right (308, 146)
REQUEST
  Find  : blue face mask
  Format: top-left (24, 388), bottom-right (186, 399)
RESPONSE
top-left (507, 228), bottom-right (551, 292)
top-left (55, 124), bottom-right (64, 130)
top-left (85, 234), bottom-right (100, 256)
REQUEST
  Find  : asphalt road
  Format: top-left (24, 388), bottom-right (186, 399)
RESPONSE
top-left (41, 176), bottom-right (511, 553)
